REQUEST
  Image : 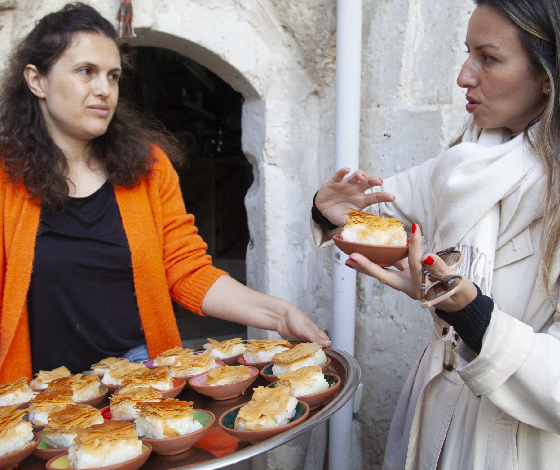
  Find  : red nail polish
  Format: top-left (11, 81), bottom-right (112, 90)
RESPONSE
top-left (345, 262), bottom-right (355, 269)
top-left (348, 257), bottom-right (357, 263)
top-left (406, 239), bottom-right (410, 246)
top-left (412, 223), bottom-right (417, 234)
top-left (423, 255), bottom-right (434, 265)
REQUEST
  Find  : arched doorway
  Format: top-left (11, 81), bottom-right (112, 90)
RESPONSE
top-left (120, 46), bottom-right (251, 346)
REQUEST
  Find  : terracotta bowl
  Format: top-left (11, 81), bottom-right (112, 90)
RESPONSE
top-left (267, 374), bottom-right (341, 411)
top-left (237, 356), bottom-right (272, 371)
top-left (0, 432), bottom-right (40, 470)
top-left (333, 234), bottom-right (409, 268)
top-left (75, 387), bottom-right (109, 407)
top-left (32, 423), bottom-right (46, 433)
top-left (45, 443), bottom-right (152, 470)
top-left (101, 383), bottom-right (121, 394)
top-left (100, 406), bottom-right (135, 423)
top-left (0, 400), bottom-right (32, 410)
top-left (219, 401), bottom-right (309, 444)
top-left (33, 445), bottom-right (67, 461)
top-left (260, 357), bottom-right (332, 383)
top-left (213, 353), bottom-right (243, 367)
top-left (161, 379), bottom-right (186, 399)
top-left (171, 360), bottom-right (224, 390)
top-left (140, 410), bottom-right (215, 455)
top-left (189, 367), bottom-right (259, 400)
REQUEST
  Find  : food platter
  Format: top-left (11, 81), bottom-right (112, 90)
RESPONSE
top-left (15, 347), bottom-right (360, 470)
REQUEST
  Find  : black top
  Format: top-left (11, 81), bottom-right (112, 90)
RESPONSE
top-left (27, 181), bottom-right (145, 374)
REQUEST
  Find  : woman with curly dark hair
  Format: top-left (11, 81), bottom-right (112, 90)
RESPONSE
top-left (0, 2), bottom-right (329, 381)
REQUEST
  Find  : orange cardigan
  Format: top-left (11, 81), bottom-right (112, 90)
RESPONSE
top-left (0, 147), bottom-right (227, 382)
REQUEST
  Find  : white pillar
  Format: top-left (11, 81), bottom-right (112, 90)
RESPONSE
top-left (329, 0), bottom-right (362, 469)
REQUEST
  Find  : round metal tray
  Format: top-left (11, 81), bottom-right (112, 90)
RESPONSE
top-left (17, 347), bottom-right (360, 470)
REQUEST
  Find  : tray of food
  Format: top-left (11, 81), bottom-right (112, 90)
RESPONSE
top-left (2, 339), bottom-right (360, 470)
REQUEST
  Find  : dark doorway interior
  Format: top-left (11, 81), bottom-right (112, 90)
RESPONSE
top-left (120, 46), bottom-right (251, 345)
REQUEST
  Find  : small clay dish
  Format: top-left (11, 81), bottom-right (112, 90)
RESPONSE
top-left (45, 443), bottom-right (152, 470)
top-left (333, 234), bottom-right (409, 268)
top-left (267, 374), bottom-right (341, 410)
top-left (99, 406), bottom-right (135, 423)
top-left (75, 387), bottom-right (108, 407)
top-left (238, 356), bottom-right (271, 371)
top-left (140, 410), bottom-right (215, 455)
top-left (219, 401), bottom-right (309, 444)
top-left (171, 360), bottom-right (224, 390)
top-left (213, 353), bottom-right (243, 367)
top-left (32, 423), bottom-right (46, 433)
top-left (0, 432), bottom-right (40, 470)
top-left (160, 379), bottom-right (186, 399)
top-left (101, 383), bottom-right (122, 394)
top-left (260, 357), bottom-right (331, 383)
top-left (189, 367), bottom-right (259, 400)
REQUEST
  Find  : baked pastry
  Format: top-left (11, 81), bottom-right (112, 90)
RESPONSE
top-left (135, 399), bottom-right (202, 439)
top-left (0, 377), bottom-right (34, 406)
top-left (29, 366), bottom-right (72, 390)
top-left (49, 374), bottom-right (103, 402)
top-left (169, 351), bottom-right (218, 377)
top-left (276, 366), bottom-right (329, 396)
top-left (341, 210), bottom-right (407, 246)
top-left (42, 404), bottom-right (103, 449)
top-left (204, 365), bottom-right (252, 386)
top-left (90, 357), bottom-right (130, 376)
top-left (271, 342), bottom-right (327, 374)
top-left (109, 387), bottom-right (163, 421)
top-left (68, 421), bottom-right (143, 469)
top-left (243, 339), bottom-right (291, 363)
top-left (27, 385), bottom-right (73, 425)
top-left (203, 338), bottom-right (245, 359)
top-left (234, 385), bottom-right (297, 430)
top-left (101, 362), bottom-right (148, 386)
top-left (119, 367), bottom-right (174, 392)
top-left (153, 347), bottom-right (194, 366)
top-left (0, 405), bottom-right (34, 457)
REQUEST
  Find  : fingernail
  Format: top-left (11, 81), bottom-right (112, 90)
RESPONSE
top-left (406, 239), bottom-right (410, 246)
top-left (379, 178), bottom-right (383, 184)
top-left (345, 262), bottom-right (355, 269)
top-left (348, 257), bottom-right (357, 263)
top-left (423, 255), bottom-right (434, 265)
top-left (412, 223), bottom-right (417, 234)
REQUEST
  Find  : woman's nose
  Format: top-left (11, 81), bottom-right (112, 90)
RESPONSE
top-left (457, 59), bottom-right (476, 89)
top-left (92, 76), bottom-right (111, 97)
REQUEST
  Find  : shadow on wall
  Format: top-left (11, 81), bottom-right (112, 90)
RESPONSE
top-left (120, 46), bottom-right (252, 344)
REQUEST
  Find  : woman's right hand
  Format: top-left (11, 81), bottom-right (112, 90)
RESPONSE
top-left (315, 168), bottom-right (396, 226)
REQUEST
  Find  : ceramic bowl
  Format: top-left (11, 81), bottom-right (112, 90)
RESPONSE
top-left (219, 401), bottom-right (309, 444)
top-left (171, 360), bottom-right (224, 390)
top-left (45, 443), bottom-right (152, 470)
top-left (75, 387), bottom-right (109, 407)
top-left (99, 406), bottom-right (135, 423)
top-left (333, 234), bottom-right (409, 268)
top-left (0, 400), bottom-right (32, 411)
top-left (0, 432), bottom-right (40, 470)
top-left (32, 423), bottom-right (46, 433)
top-left (237, 356), bottom-right (272, 371)
top-left (260, 357), bottom-right (332, 383)
top-left (267, 374), bottom-right (341, 410)
top-left (33, 445), bottom-right (67, 461)
top-left (211, 353), bottom-right (243, 367)
top-left (189, 367), bottom-right (259, 400)
top-left (139, 410), bottom-right (215, 455)
top-left (161, 379), bottom-right (186, 399)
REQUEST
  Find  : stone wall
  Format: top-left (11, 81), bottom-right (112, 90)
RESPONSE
top-left (0, 1), bottom-right (473, 468)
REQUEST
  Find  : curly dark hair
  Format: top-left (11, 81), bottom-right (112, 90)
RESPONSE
top-left (0, 2), bottom-right (183, 209)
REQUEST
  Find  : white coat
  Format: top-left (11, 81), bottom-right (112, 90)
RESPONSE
top-left (312, 154), bottom-right (560, 470)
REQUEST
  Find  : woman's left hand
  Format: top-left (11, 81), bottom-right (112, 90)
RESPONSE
top-left (345, 223), bottom-right (477, 313)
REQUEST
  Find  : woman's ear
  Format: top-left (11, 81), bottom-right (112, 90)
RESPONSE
top-left (23, 64), bottom-right (46, 98)
top-left (543, 75), bottom-right (551, 95)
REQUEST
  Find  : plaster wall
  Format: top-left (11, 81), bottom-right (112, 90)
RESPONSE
top-left (0, 1), bottom-right (473, 469)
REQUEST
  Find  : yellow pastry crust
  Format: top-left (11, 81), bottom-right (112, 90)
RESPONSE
top-left (272, 343), bottom-right (322, 365)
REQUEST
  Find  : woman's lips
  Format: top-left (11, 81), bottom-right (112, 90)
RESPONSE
top-left (88, 105), bottom-right (110, 117)
top-left (466, 97), bottom-right (479, 113)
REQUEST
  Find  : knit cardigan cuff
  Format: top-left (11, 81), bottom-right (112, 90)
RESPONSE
top-left (435, 284), bottom-right (493, 354)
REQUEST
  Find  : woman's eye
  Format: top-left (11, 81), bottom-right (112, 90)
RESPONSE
top-left (78, 67), bottom-right (92, 75)
top-left (108, 73), bottom-right (120, 82)
top-left (482, 53), bottom-right (495, 63)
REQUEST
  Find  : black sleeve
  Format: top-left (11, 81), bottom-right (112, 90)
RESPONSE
top-left (311, 191), bottom-right (339, 230)
top-left (435, 284), bottom-right (493, 354)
